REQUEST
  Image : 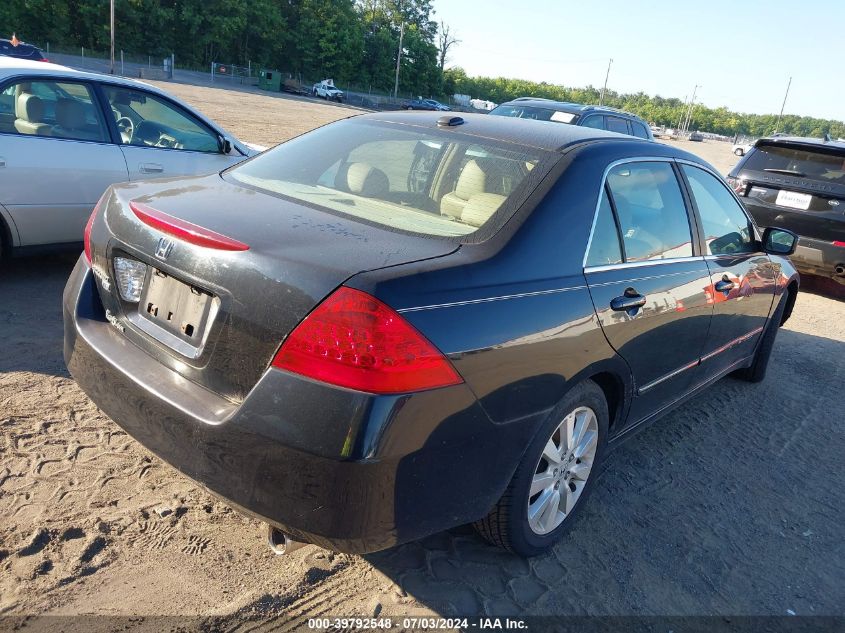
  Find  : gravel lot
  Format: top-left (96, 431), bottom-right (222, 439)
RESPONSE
top-left (1, 84), bottom-right (843, 623)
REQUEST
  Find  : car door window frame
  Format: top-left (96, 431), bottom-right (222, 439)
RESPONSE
top-left (97, 82), bottom-right (227, 155)
top-left (675, 158), bottom-right (763, 257)
top-left (0, 75), bottom-right (114, 146)
top-left (583, 157), bottom-right (704, 271)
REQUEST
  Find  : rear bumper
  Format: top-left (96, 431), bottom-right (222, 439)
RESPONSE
top-left (790, 237), bottom-right (845, 279)
top-left (63, 256), bottom-right (533, 553)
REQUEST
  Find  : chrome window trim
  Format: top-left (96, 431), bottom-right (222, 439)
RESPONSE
top-left (581, 156), bottom-right (695, 270)
top-left (584, 255), bottom-right (706, 274)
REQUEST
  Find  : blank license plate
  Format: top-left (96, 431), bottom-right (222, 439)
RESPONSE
top-left (776, 189), bottom-right (812, 210)
top-left (140, 269), bottom-right (215, 345)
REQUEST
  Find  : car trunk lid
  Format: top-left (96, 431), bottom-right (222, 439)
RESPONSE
top-left (96, 174), bottom-right (459, 402)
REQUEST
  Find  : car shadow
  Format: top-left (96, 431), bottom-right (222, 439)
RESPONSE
top-left (364, 327), bottom-right (845, 616)
top-left (0, 251), bottom-right (79, 377)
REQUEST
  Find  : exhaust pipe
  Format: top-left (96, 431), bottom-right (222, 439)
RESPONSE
top-left (267, 524), bottom-right (306, 555)
top-left (834, 264), bottom-right (845, 277)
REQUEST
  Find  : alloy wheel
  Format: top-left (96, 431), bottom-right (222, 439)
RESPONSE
top-left (527, 406), bottom-right (599, 535)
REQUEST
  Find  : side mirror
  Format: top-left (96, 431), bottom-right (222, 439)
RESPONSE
top-left (218, 135), bottom-right (233, 155)
top-left (762, 227), bottom-right (798, 256)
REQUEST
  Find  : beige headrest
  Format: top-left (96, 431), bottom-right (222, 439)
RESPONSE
top-left (455, 160), bottom-right (487, 201)
top-left (16, 93), bottom-right (44, 122)
top-left (56, 98), bottom-right (86, 129)
top-left (340, 163), bottom-right (389, 197)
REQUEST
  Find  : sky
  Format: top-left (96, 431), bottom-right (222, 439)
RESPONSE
top-left (431, 0), bottom-right (843, 121)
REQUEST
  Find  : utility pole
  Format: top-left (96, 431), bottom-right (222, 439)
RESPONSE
top-left (109, 0), bottom-right (115, 74)
top-left (393, 21), bottom-right (405, 100)
top-left (599, 58), bottom-right (613, 106)
top-left (676, 95), bottom-right (688, 130)
top-left (682, 84), bottom-right (700, 134)
top-left (774, 76), bottom-right (792, 134)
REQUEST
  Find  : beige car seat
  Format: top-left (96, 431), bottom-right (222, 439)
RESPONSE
top-left (52, 98), bottom-right (102, 142)
top-left (440, 160), bottom-right (487, 219)
top-left (14, 93), bottom-right (51, 136)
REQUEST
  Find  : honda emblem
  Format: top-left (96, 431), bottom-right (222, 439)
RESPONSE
top-left (155, 237), bottom-right (174, 260)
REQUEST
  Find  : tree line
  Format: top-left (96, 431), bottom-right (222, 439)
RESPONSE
top-left (444, 68), bottom-right (845, 139)
top-left (2, 0), bottom-right (842, 138)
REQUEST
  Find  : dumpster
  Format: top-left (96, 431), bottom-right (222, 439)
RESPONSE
top-left (258, 69), bottom-right (281, 91)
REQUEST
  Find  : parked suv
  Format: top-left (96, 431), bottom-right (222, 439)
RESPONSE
top-left (0, 38), bottom-right (48, 62)
top-left (727, 136), bottom-right (845, 283)
top-left (489, 98), bottom-right (654, 140)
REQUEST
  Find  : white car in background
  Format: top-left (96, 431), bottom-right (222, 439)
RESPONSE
top-left (0, 57), bottom-right (263, 257)
top-left (732, 141), bottom-right (755, 156)
top-left (312, 79), bottom-right (344, 102)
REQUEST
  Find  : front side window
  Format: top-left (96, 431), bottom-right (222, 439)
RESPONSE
top-left (102, 85), bottom-right (219, 153)
top-left (585, 187), bottom-right (623, 267)
top-left (682, 165), bottom-right (756, 255)
top-left (2, 79), bottom-right (107, 142)
top-left (606, 162), bottom-right (693, 261)
top-left (226, 119), bottom-right (552, 240)
top-left (580, 115), bottom-right (604, 130)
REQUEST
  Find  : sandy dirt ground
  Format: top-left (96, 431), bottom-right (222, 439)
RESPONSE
top-left (1, 84), bottom-right (843, 626)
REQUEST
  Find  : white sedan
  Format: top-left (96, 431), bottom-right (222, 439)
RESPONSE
top-left (732, 141), bottom-right (755, 156)
top-left (0, 58), bottom-right (263, 256)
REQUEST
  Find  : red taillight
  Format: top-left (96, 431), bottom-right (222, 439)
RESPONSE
top-left (84, 194), bottom-right (107, 263)
top-left (272, 287), bottom-right (463, 394)
top-left (39, 58), bottom-right (50, 62)
top-left (726, 176), bottom-right (747, 196)
top-left (834, 241), bottom-right (845, 248)
top-left (129, 201), bottom-right (249, 251)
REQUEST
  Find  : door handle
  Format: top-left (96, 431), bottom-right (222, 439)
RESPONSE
top-left (714, 276), bottom-right (735, 293)
top-left (610, 288), bottom-right (647, 313)
top-left (140, 163), bottom-right (164, 174)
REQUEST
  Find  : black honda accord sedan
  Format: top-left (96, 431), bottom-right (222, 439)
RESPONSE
top-left (64, 112), bottom-right (799, 556)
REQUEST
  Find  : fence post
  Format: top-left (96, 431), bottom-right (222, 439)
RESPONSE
top-left (81, 46), bottom-right (84, 62)
top-left (170, 53), bottom-right (175, 79)
top-left (248, 60), bottom-right (251, 77)
top-left (120, 50), bottom-right (124, 75)
top-left (211, 62), bottom-right (214, 82)
top-left (148, 55), bottom-right (151, 70)
top-left (46, 42), bottom-right (50, 54)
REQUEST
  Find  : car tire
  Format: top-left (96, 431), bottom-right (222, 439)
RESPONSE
top-left (733, 291), bottom-right (788, 383)
top-left (734, 148), bottom-right (744, 156)
top-left (473, 379), bottom-right (609, 556)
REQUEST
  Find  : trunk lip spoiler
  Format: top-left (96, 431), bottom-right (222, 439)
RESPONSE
top-left (129, 201), bottom-right (250, 252)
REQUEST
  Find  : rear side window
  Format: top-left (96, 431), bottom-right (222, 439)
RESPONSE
top-left (585, 188), bottom-right (623, 267)
top-left (606, 162), bottom-right (693, 261)
top-left (227, 118), bottom-right (553, 241)
top-left (744, 144), bottom-right (845, 184)
top-left (1, 79), bottom-right (108, 142)
top-left (606, 117), bottom-right (630, 135)
top-left (682, 165), bottom-right (756, 255)
top-left (631, 122), bottom-right (650, 139)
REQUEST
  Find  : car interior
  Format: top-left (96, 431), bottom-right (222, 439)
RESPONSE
top-left (2, 81), bottom-right (106, 141)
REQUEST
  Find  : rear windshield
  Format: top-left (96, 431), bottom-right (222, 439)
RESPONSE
top-left (489, 105), bottom-right (578, 124)
top-left (745, 143), bottom-right (845, 185)
top-left (225, 118), bottom-right (554, 241)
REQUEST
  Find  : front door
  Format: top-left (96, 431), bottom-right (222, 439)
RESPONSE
top-left (584, 161), bottom-right (714, 426)
top-left (0, 78), bottom-right (128, 245)
top-left (99, 84), bottom-right (242, 182)
top-left (679, 164), bottom-right (776, 376)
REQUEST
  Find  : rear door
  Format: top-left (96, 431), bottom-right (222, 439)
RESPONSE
top-left (0, 77), bottom-right (128, 245)
top-left (99, 84), bottom-right (242, 181)
top-left (584, 160), bottom-right (714, 425)
top-left (679, 163), bottom-right (776, 375)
